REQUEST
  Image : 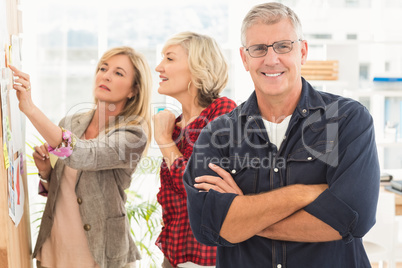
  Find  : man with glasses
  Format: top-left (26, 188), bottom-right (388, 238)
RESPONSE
top-left (184, 2), bottom-right (379, 267)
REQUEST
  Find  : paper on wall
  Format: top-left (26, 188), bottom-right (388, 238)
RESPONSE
top-left (8, 154), bottom-right (24, 226)
top-left (10, 35), bottom-right (21, 68)
top-left (14, 155), bottom-right (24, 226)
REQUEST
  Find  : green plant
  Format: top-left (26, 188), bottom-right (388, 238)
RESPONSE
top-left (125, 156), bottom-right (163, 267)
top-left (30, 202), bottom-right (46, 234)
top-left (125, 190), bottom-right (162, 267)
top-left (25, 136), bottom-right (46, 175)
top-left (26, 138), bottom-right (47, 235)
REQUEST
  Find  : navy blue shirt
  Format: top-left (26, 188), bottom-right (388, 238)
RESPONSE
top-left (183, 78), bottom-right (380, 268)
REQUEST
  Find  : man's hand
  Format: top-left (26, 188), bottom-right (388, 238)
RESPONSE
top-left (194, 163), bottom-right (244, 195)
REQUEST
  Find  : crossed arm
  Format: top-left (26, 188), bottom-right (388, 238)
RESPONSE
top-left (195, 163), bottom-right (341, 244)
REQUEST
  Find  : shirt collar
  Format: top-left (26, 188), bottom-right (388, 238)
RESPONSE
top-left (239, 77), bottom-right (326, 119)
top-left (295, 77), bottom-right (327, 118)
top-left (239, 91), bottom-right (261, 118)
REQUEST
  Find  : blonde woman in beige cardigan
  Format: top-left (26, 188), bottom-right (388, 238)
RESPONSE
top-left (10, 46), bottom-right (152, 268)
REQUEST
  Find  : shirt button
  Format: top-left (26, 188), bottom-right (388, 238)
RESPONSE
top-left (231, 169), bottom-right (236, 174)
top-left (307, 157), bottom-right (312, 161)
top-left (302, 109), bottom-right (307, 113)
top-left (274, 168), bottom-right (279, 172)
top-left (83, 224), bottom-right (91, 231)
top-left (277, 265), bottom-right (282, 268)
top-left (77, 197), bottom-right (82, 204)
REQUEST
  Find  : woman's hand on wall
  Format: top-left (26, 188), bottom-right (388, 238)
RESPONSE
top-left (9, 65), bottom-right (36, 116)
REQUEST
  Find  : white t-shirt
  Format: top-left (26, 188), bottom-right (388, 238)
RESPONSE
top-left (262, 115), bottom-right (292, 149)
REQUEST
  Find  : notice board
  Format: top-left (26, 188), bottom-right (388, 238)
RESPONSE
top-left (0, 0), bottom-right (32, 267)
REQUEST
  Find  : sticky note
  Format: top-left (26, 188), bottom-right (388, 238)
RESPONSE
top-left (3, 142), bottom-right (10, 169)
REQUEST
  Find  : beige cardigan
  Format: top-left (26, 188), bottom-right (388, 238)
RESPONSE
top-left (33, 111), bottom-right (147, 268)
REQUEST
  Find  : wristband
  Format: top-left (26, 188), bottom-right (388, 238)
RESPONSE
top-left (38, 173), bottom-right (48, 183)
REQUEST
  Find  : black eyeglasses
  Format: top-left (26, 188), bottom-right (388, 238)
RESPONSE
top-left (245, 39), bottom-right (302, 58)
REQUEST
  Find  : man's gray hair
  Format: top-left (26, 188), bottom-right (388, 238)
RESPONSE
top-left (241, 2), bottom-right (304, 46)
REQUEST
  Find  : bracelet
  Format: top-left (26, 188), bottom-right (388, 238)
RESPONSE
top-left (38, 173), bottom-right (49, 183)
top-left (47, 127), bottom-right (75, 159)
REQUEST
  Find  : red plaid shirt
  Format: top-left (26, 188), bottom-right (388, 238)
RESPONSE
top-left (156, 97), bottom-right (236, 267)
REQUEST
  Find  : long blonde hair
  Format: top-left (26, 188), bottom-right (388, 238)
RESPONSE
top-left (94, 46), bottom-right (152, 151)
top-left (162, 32), bottom-right (228, 108)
